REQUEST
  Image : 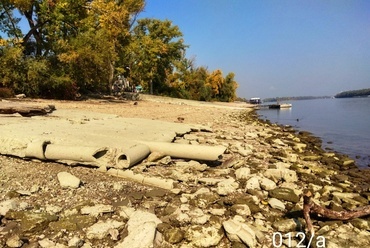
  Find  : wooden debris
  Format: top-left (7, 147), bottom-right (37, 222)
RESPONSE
top-left (0, 103), bottom-right (56, 117)
top-left (303, 189), bottom-right (370, 236)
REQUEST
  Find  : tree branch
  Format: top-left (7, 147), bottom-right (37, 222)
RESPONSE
top-left (303, 189), bottom-right (370, 236)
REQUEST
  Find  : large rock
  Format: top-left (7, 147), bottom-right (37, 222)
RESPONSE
top-left (57, 172), bottom-right (81, 189)
top-left (216, 178), bottom-right (239, 196)
top-left (49, 214), bottom-right (96, 231)
top-left (235, 167), bottom-right (251, 180)
top-left (264, 169), bottom-right (298, 183)
top-left (85, 219), bottom-right (124, 239)
top-left (230, 204), bottom-right (251, 217)
top-left (115, 210), bottom-right (161, 248)
top-left (0, 199), bottom-right (19, 216)
top-left (6, 235), bottom-right (24, 248)
top-left (269, 188), bottom-right (299, 203)
top-left (5, 211), bottom-right (58, 232)
top-left (185, 225), bottom-right (223, 247)
top-left (260, 177), bottom-right (276, 190)
top-left (268, 198), bottom-right (285, 211)
top-left (80, 204), bottom-right (114, 217)
top-left (163, 228), bottom-right (185, 244)
top-left (223, 219), bottom-right (256, 248)
top-left (245, 177), bottom-right (261, 190)
top-left (272, 219), bottom-right (297, 232)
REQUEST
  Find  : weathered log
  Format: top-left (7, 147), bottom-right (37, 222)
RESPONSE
top-left (303, 189), bottom-right (370, 236)
top-left (0, 104), bottom-right (55, 117)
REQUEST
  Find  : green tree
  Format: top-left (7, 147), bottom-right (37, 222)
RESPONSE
top-left (218, 72), bottom-right (238, 102)
top-left (1, 0), bottom-right (144, 97)
top-left (128, 18), bottom-right (187, 94)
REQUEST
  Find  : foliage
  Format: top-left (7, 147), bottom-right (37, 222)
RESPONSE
top-left (0, 0), bottom-right (238, 101)
top-left (128, 18), bottom-right (187, 94)
top-left (0, 87), bottom-right (13, 98)
top-left (334, 88), bottom-right (370, 98)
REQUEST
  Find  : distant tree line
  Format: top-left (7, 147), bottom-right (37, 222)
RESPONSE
top-left (0, 0), bottom-right (237, 101)
top-left (263, 96), bottom-right (331, 103)
top-left (334, 88), bottom-right (370, 98)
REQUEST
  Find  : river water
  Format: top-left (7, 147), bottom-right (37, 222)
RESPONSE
top-left (257, 97), bottom-right (370, 168)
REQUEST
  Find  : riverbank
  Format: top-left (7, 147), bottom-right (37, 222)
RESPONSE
top-left (1, 96), bottom-right (370, 247)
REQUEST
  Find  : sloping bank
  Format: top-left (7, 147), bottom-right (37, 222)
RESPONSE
top-left (1, 104), bottom-right (370, 247)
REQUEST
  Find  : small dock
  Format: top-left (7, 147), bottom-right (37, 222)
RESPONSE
top-left (268, 103), bottom-right (292, 109)
top-left (254, 103), bottom-right (292, 110)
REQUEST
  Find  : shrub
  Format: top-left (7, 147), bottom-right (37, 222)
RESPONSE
top-left (0, 87), bottom-right (14, 98)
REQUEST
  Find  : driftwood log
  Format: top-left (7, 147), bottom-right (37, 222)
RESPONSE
top-left (0, 103), bottom-right (55, 117)
top-left (303, 189), bottom-right (370, 236)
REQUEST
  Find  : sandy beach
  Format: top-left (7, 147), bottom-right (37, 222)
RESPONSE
top-left (1, 95), bottom-right (370, 247)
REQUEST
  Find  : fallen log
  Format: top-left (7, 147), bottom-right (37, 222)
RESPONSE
top-left (0, 103), bottom-right (55, 117)
top-left (303, 189), bottom-right (370, 236)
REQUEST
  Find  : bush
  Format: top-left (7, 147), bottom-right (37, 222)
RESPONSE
top-left (39, 76), bottom-right (80, 100)
top-left (0, 87), bottom-right (14, 98)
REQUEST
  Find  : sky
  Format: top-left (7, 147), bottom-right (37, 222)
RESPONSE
top-left (139, 0), bottom-right (370, 99)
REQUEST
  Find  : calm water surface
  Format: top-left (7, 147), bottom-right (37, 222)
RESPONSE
top-left (258, 98), bottom-right (370, 167)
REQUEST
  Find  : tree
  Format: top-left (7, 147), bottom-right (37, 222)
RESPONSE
top-left (128, 18), bottom-right (187, 94)
top-left (218, 72), bottom-right (238, 102)
top-left (0, 0), bottom-right (145, 97)
top-left (1, 1), bottom-right (239, 101)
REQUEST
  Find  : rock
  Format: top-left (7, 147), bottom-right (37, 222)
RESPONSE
top-left (38, 238), bottom-right (56, 248)
top-left (115, 210), bottom-right (161, 248)
top-left (350, 218), bottom-right (370, 230)
top-left (260, 177), bottom-right (276, 190)
top-left (216, 178), bottom-right (239, 196)
top-left (15, 94), bottom-right (26, 99)
top-left (268, 198), bottom-right (285, 211)
top-left (80, 204), bottom-right (114, 217)
top-left (274, 162), bottom-right (291, 169)
top-left (235, 167), bottom-right (251, 180)
top-left (222, 156), bottom-right (245, 168)
top-left (272, 219), bottom-right (297, 232)
top-left (302, 155), bottom-right (321, 161)
top-left (269, 188), bottom-right (299, 203)
top-left (113, 182), bottom-right (124, 191)
top-left (45, 205), bottom-right (62, 214)
top-left (194, 192), bottom-right (220, 209)
top-left (68, 236), bottom-right (84, 247)
top-left (16, 189), bottom-right (31, 196)
top-left (49, 214), bottom-right (96, 231)
top-left (230, 204), bottom-right (251, 217)
top-left (293, 143), bottom-right (307, 153)
top-left (118, 206), bottom-right (136, 219)
top-left (6, 235), bottom-right (24, 248)
top-left (85, 219), bottom-right (124, 239)
top-left (223, 219), bottom-right (256, 248)
top-left (264, 169), bottom-right (298, 183)
top-left (273, 138), bottom-right (285, 146)
top-left (238, 146), bottom-right (253, 156)
top-left (188, 208), bottom-right (210, 224)
top-left (245, 177), bottom-right (260, 190)
top-left (57, 171), bottom-right (81, 189)
top-left (185, 225), bottom-right (223, 247)
top-left (0, 199), bottom-right (19, 216)
top-left (163, 228), bottom-right (185, 244)
top-left (343, 159), bottom-right (355, 167)
top-left (198, 177), bottom-right (223, 185)
top-left (5, 211), bottom-right (58, 232)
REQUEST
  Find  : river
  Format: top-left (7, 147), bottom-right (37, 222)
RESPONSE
top-left (257, 97), bottom-right (370, 168)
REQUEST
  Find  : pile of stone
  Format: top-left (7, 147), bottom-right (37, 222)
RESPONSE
top-left (1, 110), bottom-right (370, 247)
